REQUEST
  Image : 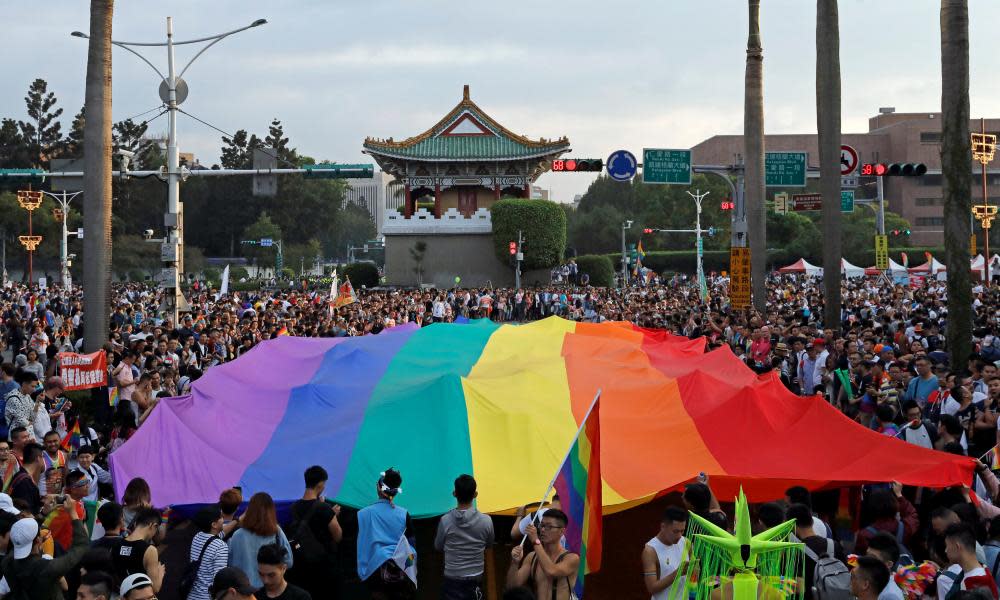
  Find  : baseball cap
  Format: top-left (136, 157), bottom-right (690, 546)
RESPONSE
top-left (0, 493), bottom-right (19, 516)
top-left (209, 567), bottom-right (257, 596)
top-left (11, 518), bottom-right (38, 559)
top-left (813, 338), bottom-right (826, 346)
top-left (120, 573), bottom-right (153, 597)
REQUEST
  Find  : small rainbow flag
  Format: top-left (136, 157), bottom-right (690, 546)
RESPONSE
top-left (553, 393), bottom-right (602, 598)
top-left (108, 387), bottom-right (120, 408)
top-left (277, 326), bottom-right (289, 337)
top-left (61, 418), bottom-right (82, 451)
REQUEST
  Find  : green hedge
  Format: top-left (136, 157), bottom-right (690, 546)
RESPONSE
top-left (343, 262), bottom-right (379, 289)
top-left (492, 198), bottom-right (566, 270)
top-left (575, 255), bottom-right (615, 287)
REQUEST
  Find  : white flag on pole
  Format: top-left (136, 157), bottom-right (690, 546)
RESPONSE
top-left (391, 532), bottom-right (417, 586)
top-left (218, 264), bottom-right (230, 299)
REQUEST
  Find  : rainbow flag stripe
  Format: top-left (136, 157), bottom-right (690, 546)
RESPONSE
top-left (109, 317), bottom-right (975, 514)
top-left (554, 397), bottom-right (602, 597)
top-left (108, 387), bottom-right (119, 408)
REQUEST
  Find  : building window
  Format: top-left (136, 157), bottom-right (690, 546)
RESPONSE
top-left (914, 197), bottom-right (942, 206)
top-left (920, 131), bottom-right (941, 143)
top-left (915, 217), bottom-right (944, 226)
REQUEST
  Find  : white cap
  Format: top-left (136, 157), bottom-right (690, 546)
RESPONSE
top-left (11, 518), bottom-right (38, 559)
top-left (0, 494), bottom-right (19, 515)
top-left (120, 573), bottom-right (153, 597)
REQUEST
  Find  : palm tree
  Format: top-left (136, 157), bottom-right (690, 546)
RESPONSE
top-left (82, 0), bottom-right (114, 352)
top-left (745, 0), bottom-right (766, 311)
top-left (940, 0), bottom-right (973, 364)
top-left (817, 0), bottom-right (842, 330)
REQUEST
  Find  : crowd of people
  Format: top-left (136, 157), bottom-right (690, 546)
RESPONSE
top-left (0, 271), bottom-right (997, 599)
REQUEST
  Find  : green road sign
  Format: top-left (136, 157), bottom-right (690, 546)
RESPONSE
top-left (642, 148), bottom-right (691, 185)
top-left (765, 152), bottom-right (807, 187)
top-left (841, 190), bottom-right (854, 213)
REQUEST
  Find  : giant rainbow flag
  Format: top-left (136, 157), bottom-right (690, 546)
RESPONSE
top-left (110, 317), bottom-right (974, 516)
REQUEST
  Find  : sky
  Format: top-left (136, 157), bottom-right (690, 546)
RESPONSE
top-left (3, 0), bottom-right (1000, 204)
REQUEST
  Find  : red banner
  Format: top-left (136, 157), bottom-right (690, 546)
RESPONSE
top-left (57, 351), bottom-right (108, 391)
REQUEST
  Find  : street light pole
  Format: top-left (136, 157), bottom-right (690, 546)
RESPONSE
top-left (686, 189), bottom-right (710, 300)
top-left (72, 17), bottom-right (267, 323)
top-left (39, 190), bottom-right (83, 287)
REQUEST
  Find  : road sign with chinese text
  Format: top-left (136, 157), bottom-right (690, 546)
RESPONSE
top-left (729, 248), bottom-right (751, 309)
top-left (642, 148), bottom-right (692, 185)
top-left (874, 235), bottom-right (889, 270)
top-left (765, 152), bottom-right (807, 187)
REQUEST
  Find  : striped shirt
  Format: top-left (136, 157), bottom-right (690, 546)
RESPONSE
top-left (186, 532), bottom-right (228, 600)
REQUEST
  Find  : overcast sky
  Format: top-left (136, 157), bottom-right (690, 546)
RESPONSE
top-left (3, 1), bottom-right (1000, 203)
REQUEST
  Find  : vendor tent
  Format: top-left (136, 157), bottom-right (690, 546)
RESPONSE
top-left (909, 255), bottom-right (947, 275)
top-left (111, 318), bottom-right (974, 516)
top-left (841, 258), bottom-right (865, 278)
top-left (777, 259), bottom-right (823, 276)
top-left (865, 258), bottom-right (908, 276)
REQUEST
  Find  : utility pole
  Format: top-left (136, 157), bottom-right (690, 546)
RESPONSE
top-left (686, 189), bottom-right (710, 299)
top-left (39, 190), bottom-right (83, 287)
top-left (515, 229), bottom-right (523, 290)
top-left (876, 175), bottom-right (886, 235)
top-left (620, 220), bottom-right (633, 288)
top-left (72, 17), bottom-right (268, 325)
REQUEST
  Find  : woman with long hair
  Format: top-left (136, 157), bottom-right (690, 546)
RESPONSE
top-left (227, 492), bottom-right (294, 588)
top-left (121, 477), bottom-right (152, 532)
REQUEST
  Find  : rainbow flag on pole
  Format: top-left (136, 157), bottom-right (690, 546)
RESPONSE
top-left (108, 387), bottom-right (120, 408)
top-left (553, 392), bottom-right (603, 598)
top-left (61, 418), bottom-right (81, 452)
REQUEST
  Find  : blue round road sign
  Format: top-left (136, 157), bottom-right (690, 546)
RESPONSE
top-left (606, 150), bottom-right (637, 182)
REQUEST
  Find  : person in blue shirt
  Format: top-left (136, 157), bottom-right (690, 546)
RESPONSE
top-left (0, 364), bottom-right (18, 440)
top-left (903, 356), bottom-right (938, 407)
top-left (356, 468), bottom-right (414, 599)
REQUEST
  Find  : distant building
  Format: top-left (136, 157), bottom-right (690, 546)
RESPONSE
top-left (361, 85), bottom-right (570, 287)
top-left (530, 185), bottom-right (550, 200)
top-left (691, 108), bottom-right (1000, 246)
top-left (342, 170), bottom-right (396, 237)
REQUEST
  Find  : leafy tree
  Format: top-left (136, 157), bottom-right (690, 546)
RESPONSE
top-left (240, 212), bottom-right (282, 265)
top-left (220, 130), bottom-right (262, 169)
top-left (324, 203), bottom-right (375, 258)
top-left (112, 118), bottom-right (154, 169)
top-left (766, 210), bottom-right (822, 261)
top-left (18, 79), bottom-right (64, 167)
top-left (263, 118), bottom-right (298, 165)
top-left (0, 119), bottom-right (30, 169)
top-left (61, 107), bottom-right (86, 159)
top-left (492, 198), bottom-right (566, 269)
top-left (574, 254), bottom-right (614, 287)
top-left (283, 239), bottom-right (322, 275)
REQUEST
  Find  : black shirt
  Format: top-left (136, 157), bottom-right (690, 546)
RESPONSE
top-left (111, 538), bottom-right (151, 582)
top-left (289, 500), bottom-right (336, 555)
top-left (255, 583), bottom-right (312, 600)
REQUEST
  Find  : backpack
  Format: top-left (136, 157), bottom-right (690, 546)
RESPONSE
top-left (287, 500), bottom-right (327, 564)
top-left (179, 535), bottom-right (219, 599)
top-left (865, 521), bottom-right (914, 566)
top-left (803, 538), bottom-right (852, 600)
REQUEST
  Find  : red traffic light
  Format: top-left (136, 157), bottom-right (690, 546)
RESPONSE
top-left (643, 228), bottom-right (653, 234)
top-left (508, 241), bottom-right (517, 255)
top-left (861, 163), bottom-right (887, 176)
top-left (551, 158), bottom-right (603, 172)
top-left (720, 201), bottom-right (735, 210)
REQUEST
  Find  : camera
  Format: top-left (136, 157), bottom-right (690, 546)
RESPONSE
top-left (143, 229), bottom-right (154, 240)
top-left (55, 494), bottom-right (67, 504)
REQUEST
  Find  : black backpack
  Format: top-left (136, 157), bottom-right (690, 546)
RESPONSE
top-left (288, 501), bottom-right (326, 564)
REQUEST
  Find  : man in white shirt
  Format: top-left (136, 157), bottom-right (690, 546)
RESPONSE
top-left (642, 506), bottom-right (689, 600)
top-left (74, 445), bottom-right (112, 502)
top-left (938, 524), bottom-right (998, 600)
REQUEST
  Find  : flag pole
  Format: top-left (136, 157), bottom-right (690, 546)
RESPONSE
top-left (978, 445), bottom-right (998, 463)
top-left (521, 388), bottom-right (602, 547)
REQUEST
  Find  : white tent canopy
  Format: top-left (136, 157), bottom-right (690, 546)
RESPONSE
top-left (778, 259), bottom-right (823, 276)
top-left (841, 258), bottom-right (865, 278)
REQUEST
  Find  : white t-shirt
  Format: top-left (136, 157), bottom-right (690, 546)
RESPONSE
top-left (938, 565), bottom-right (987, 600)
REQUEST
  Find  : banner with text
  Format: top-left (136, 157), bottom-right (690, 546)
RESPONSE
top-left (729, 248), bottom-right (751, 309)
top-left (57, 351), bottom-right (108, 391)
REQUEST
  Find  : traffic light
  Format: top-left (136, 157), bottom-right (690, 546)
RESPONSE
top-left (643, 228), bottom-right (653, 234)
top-left (551, 158), bottom-right (604, 172)
top-left (890, 229), bottom-right (911, 236)
top-left (860, 163), bottom-right (927, 177)
top-left (720, 201), bottom-right (735, 210)
top-left (508, 241), bottom-right (517, 255)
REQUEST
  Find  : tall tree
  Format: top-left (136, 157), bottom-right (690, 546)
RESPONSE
top-left (0, 119), bottom-right (30, 168)
top-left (941, 0), bottom-right (973, 364)
top-left (745, 0), bottom-right (767, 311)
top-left (264, 118), bottom-right (296, 165)
top-left (112, 118), bottom-right (153, 169)
top-left (219, 130), bottom-right (262, 169)
top-left (82, 0), bottom-right (114, 352)
top-left (18, 78), bottom-right (64, 167)
top-left (817, 0), bottom-right (842, 329)
top-left (62, 107), bottom-right (86, 158)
